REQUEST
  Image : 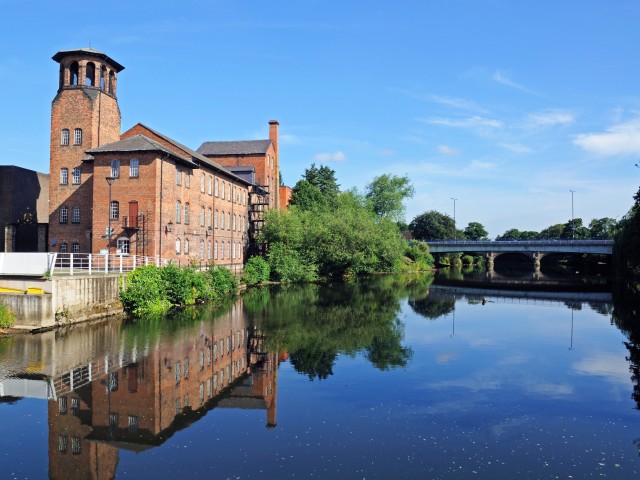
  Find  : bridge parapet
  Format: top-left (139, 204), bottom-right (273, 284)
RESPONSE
top-left (427, 239), bottom-right (613, 255)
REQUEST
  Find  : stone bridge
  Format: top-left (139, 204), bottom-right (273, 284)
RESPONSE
top-left (426, 239), bottom-right (613, 270)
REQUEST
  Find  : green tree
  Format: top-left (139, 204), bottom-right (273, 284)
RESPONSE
top-left (290, 163), bottom-right (340, 211)
top-left (364, 174), bottom-right (414, 222)
top-left (409, 210), bottom-right (456, 241)
top-left (496, 228), bottom-right (522, 240)
top-left (289, 180), bottom-right (326, 211)
top-left (589, 217), bottom-right (618, 239)
top-left (539, 223), bottom-right (564, 239)
top-left (561, 218), bottom-right (589, 239)
top-left (463, 221), bottom-right (489, 240)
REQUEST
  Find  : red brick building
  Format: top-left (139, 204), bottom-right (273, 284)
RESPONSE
top-left (48, 48), bottom-right (281, 265)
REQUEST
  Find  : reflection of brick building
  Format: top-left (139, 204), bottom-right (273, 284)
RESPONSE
top-left (47, 299), bottom-right (279, 479)
top-left (48, 48), bottom-right (282, 262)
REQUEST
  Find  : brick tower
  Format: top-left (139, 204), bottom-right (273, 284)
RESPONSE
top-left (49, 48), bottom-right (124, 253)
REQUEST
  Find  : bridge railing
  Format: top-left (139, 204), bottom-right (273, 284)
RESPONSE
top-left (426, 239), bottom-right (614, 246)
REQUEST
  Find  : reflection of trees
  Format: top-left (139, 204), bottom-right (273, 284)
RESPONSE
top-left (611, 283), bottom-right (640, 409)
top-left (408, 289), bottom-right (455, 320)
top-left (242, 275), bottom-right (429, 380)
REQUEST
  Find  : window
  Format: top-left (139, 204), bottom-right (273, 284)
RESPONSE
top-left (110, 159), bottom-right (120, 178)
top-left (175, 398), bottom-right (181, 415)
top-left (200, 239), bottom-right (204, 260)
top-left (59, 396), bottom-right (67, 414)
top-left (176, 200), bottom-right (181, 223)
top-left (232, 214), bottom-right (236, 231)
top-left (109, 412), bottom-right (118, 428)
top-left (184, 203), bottom-right (190, 225)
top-left (214, 210), bottom-right (218, 229)
top-left (109, 372), bottom-right (118, 392)
top-left (73, 128), bottom-right (82, 145)
top-left (227, 213), bottom-right (231, 230)
top-left (176, 166), bottom-right (182, 186)
top-left (201, 173), bottom-right (205, 193)
top-left (117, 237), bottom-right (129, 255)
top-left (207, 208), bottom-right (212, 229)
top-left (214, 178), bottom-right (219, 197)
top-left (129, 159), bottom-right (139, 178)
top-left (232, 242), bottom-right (235, 259)
top-left (60, 206), bottom-right (68, 224)
top-left (72, 242), bottom-right (80, 253)
top-left (214, 241), bottom-right (218, 260)
top-left (59, 435), bottom-right (68, 453)
top-left (71, 167), bottom-right (81, 184)
top-left (72, 206), bottom-right (80, 224)
top-left (221, 182), bottom-right (225, 200)
top-left (238, 241), bottom-right (242, 261)
top-left (207, 378), bottom-right (211, 397)
top-left (200, 206), bottom-right (205, 227)
top-left (175, 361), bottom-right (181, 384)
top-left (233, 186), bottom-right (236, 203)
top-left (199, 383), bottom-right (204, 403)
top-left (220, 241), bottom-right (224, 260)
top-left (227, 242), bottom-right (231, 259)
top-left (110, 201), bottom-right (119, 220)
top-left (207, 240), bottom-right (211, 260)
top-left (184, 358), bottom-right (189, 379)
top-left (128, 415), bottom-right (138, 433)
top-left (208, 176), bottom-right (212, 195)
top-left (176, 238), bottom-right (181, 254)
top-left (59, 242), bottom-right (68, 253)
top-left (185, 170), bottom-right (190, 188)
top-left (71, 437), bottom-right (81, 455)
top-left (184, 238), bottom-right (190, 254)
top-left (60, 168), bottom-right (68, 185)
top-left (61, 129), bottom-right (70, 146)
top-left (71, 397), bottom-right (80, 415)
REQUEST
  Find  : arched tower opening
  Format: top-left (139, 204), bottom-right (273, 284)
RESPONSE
top-left (85, 62), bottom-right (96, 86)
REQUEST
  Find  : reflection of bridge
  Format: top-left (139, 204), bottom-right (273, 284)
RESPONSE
top-left (427, 240), bottom-right (614, 269)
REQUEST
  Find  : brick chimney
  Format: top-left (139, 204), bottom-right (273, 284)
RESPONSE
top-left (268, 120), bottom-right (279, 162)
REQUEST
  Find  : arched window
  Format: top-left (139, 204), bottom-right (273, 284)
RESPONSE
top-left (110, 159), bottom-right (120, 178)
top-left (200, 207), bottom-right (205, 227)
top-left (227, 242), bottom-right (231, 258)
top-left (117, 237), bottom-right (130, 255)
top-left (184, 238), bottom-right (190, 254)
top-left (60, 242), bottom-right (68, 253)
top-left (208, 176), bottom-right (212, 195)
top-left (110, 201), bottom-right (119, 220)
top-left (214, 210), bottom-right (218, 229)
top-left (70, 62), bottom-right (79, 86)
top-left (227, 213), bottom-right (231, 230)
top-left (100, 66), bottom-right (107, 90)
top-left (214, 178), bottom-right (219, 197)
top-left (238, 242), bottom-right (242, 261)
top-left (207, 240), bottom-right (211, 260)
top-left (108, 70), bottom-right (115, 94)
top-left (85, 62), bottom-right (95, 86)
top-left (214, 241), bottom-right (218, 260)
top-left (221, 182), bottom-right (225, 200)
top-left (61, 129), bottom-right (69, 146)
top-left (220, 241), bottom-right (224, 260)
top-left (200, 239), bottom-right (204, 260)
top-left (207, 208), bottom-right (212, 229)
top-left (74, 128), bottom-right (82, 146)
top-left (201, 173), bottom-right (205, 193)
top-left (176, 238), bottom-right (181, 254)
top-left (176, 200), bottom-right (181, 223)
top-left (232, 242), bottom-right (235, 259)
top-left (232, 214), bottom-right (236, 231)
top-left (184, 203), bottom-right (190, 225)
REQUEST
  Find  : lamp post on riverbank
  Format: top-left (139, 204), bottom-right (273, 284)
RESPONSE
top-left (451, 197), bottom-right (457, 241)
top-left (570, 190), bottom-right (575, 240)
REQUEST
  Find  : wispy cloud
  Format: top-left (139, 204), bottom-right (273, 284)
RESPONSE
top-left (493, 70), bottom-right (537, 95)
top-left (573, 117), bottom-right (640, 156)
top-left (498, 142), bottom-right (533, 154)
top-left (526, 110), bottom-right (575, 128)
top-left (314, 151), bottom-right (346, 162)
top-left (421, 116), bottom-right (503, 129)
top-left (437, 144), bottom-right (461, 155)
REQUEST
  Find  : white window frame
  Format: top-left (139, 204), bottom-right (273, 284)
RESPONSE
top-left (61, 129), bottom-right (69, 146)
top-left (72, 167), bottom-right (81, 184)
top-left (60, 168), bottom-right (68, 185)
top-left (71, 206), bottom-right (80, 224)
top-left (129, 159), bottom-right (139, 178)
top-left (60, 206), bottom-right (68, 224)
top-left (116, 237), bottom-right (130, 255)
top-left (73, 128), bottom-right (82, 146)
top-left (110, 159), bottom-right (120, 178)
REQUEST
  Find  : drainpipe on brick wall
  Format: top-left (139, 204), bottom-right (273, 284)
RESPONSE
top-left (159, 154), bottom-right (168, 260)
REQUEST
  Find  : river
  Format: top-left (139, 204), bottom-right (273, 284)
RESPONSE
top-left (1, 272), bottom-right (639, 479)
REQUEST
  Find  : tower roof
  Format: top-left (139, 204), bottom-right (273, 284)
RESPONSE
top-left (197, 140), bottom-right (272, 156)
top-left (52, 48), bottom-right (125, 72)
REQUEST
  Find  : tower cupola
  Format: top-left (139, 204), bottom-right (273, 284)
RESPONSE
top-left (52, 48), bottom-right (125, 97)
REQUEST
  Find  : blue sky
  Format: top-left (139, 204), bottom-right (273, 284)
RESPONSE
top-left (1, 0), bottom-right (639, 237)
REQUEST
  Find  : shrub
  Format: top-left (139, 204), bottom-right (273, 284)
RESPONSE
top-left (0, 303), bottom-right (15, 328)
top-left (162, 263), bottom-right (200, 306)
top-left (241, 256), bottom-right (271, 285)
top-left (267, 243), bottom-right (318, 283)
top-left (207, 266), bottom-right (238, 295)
top-left (461, 255), bottom-right (474, 265)
top-left (120, 266), bottom-right (170, 316)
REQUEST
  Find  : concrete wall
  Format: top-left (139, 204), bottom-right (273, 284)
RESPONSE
top-left (0, 274), bottom-right (124, 329)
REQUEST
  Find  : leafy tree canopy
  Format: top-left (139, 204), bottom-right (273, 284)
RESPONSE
top-left (589, 217), bottom-right (618, 239)
top-left (463, 221), bottom-right (489, 241)
top-left (365, 174), bottom-right (414, 222)
top-left (409, 210), bottom-right (457, 241)
top-left (290, 163), bottom-right (340, 211)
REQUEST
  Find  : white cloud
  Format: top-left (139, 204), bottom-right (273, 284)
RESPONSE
top-left (498, 143), bottom-right (533, 154)
top-left (422, 116), bottom-right (503, 129)
top-left (437, 144), bottom-right (460, 155)
top-left (573, 353), bottom-right (630, 385)
top-left (573, 117), bottom-right (640, 156)
top-left (526, 110), bottom-right (575, 128)
top-left (313, 151), bottom-right (346, 162)
top-left (492, 69), bottom-right (536, 95)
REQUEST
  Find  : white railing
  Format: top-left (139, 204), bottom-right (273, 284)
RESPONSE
top-left (51, 253), bottom-right (244, 276)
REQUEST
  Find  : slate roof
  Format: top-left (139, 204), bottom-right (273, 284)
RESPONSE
top-left (52, 48), bottom-right (125, 72)
top-left (86, 134), bottom-right (196, 166)
top-left (197, 140), bottom-right (271, 156)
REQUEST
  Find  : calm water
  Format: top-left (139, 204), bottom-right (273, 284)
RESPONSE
top-left (1, 274), bottom-right (640, 479)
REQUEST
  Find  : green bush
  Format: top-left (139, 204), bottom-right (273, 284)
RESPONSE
top-left (162, 263), bottom-right (201, 306)
top-left (241, 256), bottom-right (271, 285)
top-left (207, 266), bottom-right (238, 295)
top-left (120, 266), bottom-right (171, 316)
top-left (461, 254), bottom-right (474, 265)
top-left (267, 243), bottom-right (318, 283)
top-left (0, 303), bottom-right (16, 328)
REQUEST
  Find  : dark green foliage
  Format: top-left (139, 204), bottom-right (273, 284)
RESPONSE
top-left (207, 266), bottom-right (238, 295)
top-left (0, 303), bottom-right (15, 328)
top-left (464, 221), bottom-right (489, 240)
top-left (365, 174), bottom-right (414, 222)
top-left (120, 265), bottom-right (171, 316)
top-left (241, 256), bottom-right (271, 285)
top-left (461, 254), bottom-right (474, 265)
top-left (410, 210), bottom-right (457, 241)
top-left (290, 163), bottom-right (340, 211)
top-left (402, 240), bottom-right (434, 271)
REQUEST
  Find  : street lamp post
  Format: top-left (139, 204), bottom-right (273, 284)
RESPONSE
top-left (570, 189), bottom-right (575, 240)
top-left (106, 176), bottom-right (117, 261)
top-left (451, 197), bottom-right (458, 241)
